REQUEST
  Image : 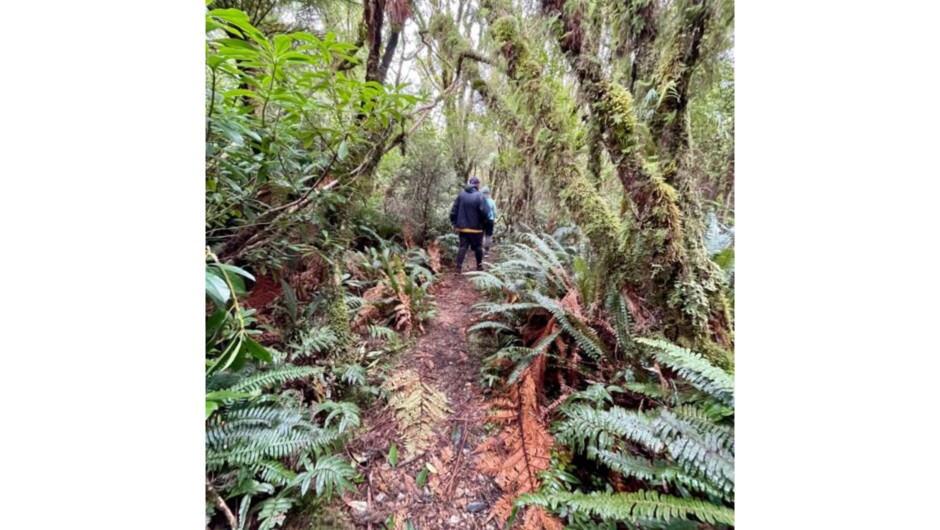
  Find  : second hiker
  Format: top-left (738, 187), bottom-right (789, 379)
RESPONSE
top-left (449, 176), bottom-right (492, 273)
top-left (481, 186), bottom-right (496, 257)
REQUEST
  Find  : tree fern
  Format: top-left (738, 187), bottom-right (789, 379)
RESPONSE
top-left (635, 338), bottom-right (734, 406)
top-left (518, 490), bottom-right (734, 526)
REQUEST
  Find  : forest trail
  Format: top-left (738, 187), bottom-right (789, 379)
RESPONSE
top-left (342, 270), bottom-right (501, 529)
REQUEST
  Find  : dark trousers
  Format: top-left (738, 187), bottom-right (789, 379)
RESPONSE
top-left (456, 232), bottom-right (484, 270)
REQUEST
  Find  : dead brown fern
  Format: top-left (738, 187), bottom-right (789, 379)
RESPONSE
top-left (390, 270), bottom-right (414, 335)
top-left (427, 241), bottom-right (442, 273)
top-left (352, 283), bottom-right (386, 330)
top-left (383, 369), bottom-right (450, 459)
top-left (475, 354), bottom-right (561, 529)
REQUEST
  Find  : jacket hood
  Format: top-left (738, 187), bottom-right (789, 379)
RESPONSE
top-left (464, 184), bottom-right (478, 192)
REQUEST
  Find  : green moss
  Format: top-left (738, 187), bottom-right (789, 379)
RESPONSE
top-left (490, 15), bottom-right (519, 45)
top-left (325, 265), bottom-right (354, 357)
top-left (600, 82), bottom-right (638, 138)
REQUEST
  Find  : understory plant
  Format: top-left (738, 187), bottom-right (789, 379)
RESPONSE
top-left (206, 253), bottom-right (363, 530)
top-left (468, 229), bottom-right (734, 529)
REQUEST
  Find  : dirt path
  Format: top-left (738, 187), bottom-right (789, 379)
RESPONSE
top-left (343, 271), bottom-right (501, 530)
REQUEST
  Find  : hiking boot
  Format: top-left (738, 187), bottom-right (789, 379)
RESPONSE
top-left (476, 264), bottom-right (484, 271)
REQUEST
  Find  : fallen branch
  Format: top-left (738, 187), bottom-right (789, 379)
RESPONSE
top-left (206, 478), bottom-right (238, 529)
top-left (442, 426), bottom-right (469, 500)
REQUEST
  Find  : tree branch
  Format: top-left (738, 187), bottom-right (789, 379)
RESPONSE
top-left (206, 478), bottom-right (238, 529)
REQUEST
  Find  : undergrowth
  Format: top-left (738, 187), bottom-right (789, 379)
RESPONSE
top-left (468, 228), bottom-right (734, 529)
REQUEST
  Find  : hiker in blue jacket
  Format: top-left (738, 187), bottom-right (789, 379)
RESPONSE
top-left (449, 176), bottom-right (492, 273)
top-left (481, 186), bottom-right (496, 257)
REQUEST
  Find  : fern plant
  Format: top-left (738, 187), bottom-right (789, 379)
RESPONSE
top-left (534, 339), bottom-right (735, 527)
top-left (519, 490), bottom-right (734, 527)
top-left (206, 368), bottom-right (359, 529)
top-left (348, 241), bottom-right (438, 336)
top-left (468, 229), bottom-right (734, 528)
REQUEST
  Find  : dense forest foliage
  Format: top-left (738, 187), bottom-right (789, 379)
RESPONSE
top-left (205, 0), bottom-right (734, 528)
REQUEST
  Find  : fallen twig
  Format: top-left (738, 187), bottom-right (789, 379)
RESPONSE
top-left (206, 478), bottom-right (238, 529)
top-left (442, 426), bottom-right (469, 500)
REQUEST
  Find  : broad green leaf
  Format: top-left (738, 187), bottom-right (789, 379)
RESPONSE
top-left (274, 34), bottom-right (292, 55)
top-left (206, 309), bottom-right (228, 336)
top-left (205, 400), bottom-right (220, 420)
top-left (206, 19), bottom-right (229, 34)
top-left (211, 263), bottom-right (255, 282)
top-left (337, 141), bottom-right (348, 161)
top-left (206, 270), bottom-right (230, 306)
top-left (205, 389), bottom-right (257, 401)
top-left (244, 337), bottom-right (273, 363)
top-left (416, 466), bottom-right (429, 488)
top-left (224, 89), bottom-right (259, 100)
top-left (388, 443), bottom-right (398, 467)
top-left (216, 38), bottom-right (257, 51)
top-left (209, 334), bottom-right (243, 375)
top-left (227, 273), bottom-right (246, 295)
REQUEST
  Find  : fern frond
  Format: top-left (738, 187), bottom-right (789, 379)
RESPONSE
top-left (653, 409), bottom-right (735, 496)
top-left (636, 338), bottom-right (734, 406)
top-left (474, 301), bottom-right (541, 318)
top-left (367, 324), bottom-right (398, 341)
top-left (337, 363), bottom-right (367, 387)
top-left (257, 496), bottom-right (296, 530)
top-left (254, 460), bottom-right (297, 487)
top-left (228, 366), bottom-right (322, 394)
top-left (518, 490), bottom-right (734, 526)
top-left (594, 450), bottom-right (728, 501)
top-left (555, 404), bottom-right (664, 455)
top-left (606, 287), bottom-right (635, 356)
top-left (207, 399), bottom-right (346, 470)
top-left (521, 232), bottom-right (566, 271)
top-left (507, 330), bottom-right (560, 385)
top-left (208, 429), bottom-right (322, 468)
top-left (532, 292), bottom-right (608, 359)
top-left (469, 271), bottom-right (508, 291)
top-left (314, 400), bottom-right (361, 434)
top-left (290, 326), bottom-right (339, 358)
top-left (383, 369), bottom-right (450, 458)
top-left (308, 455), bottom-right (357, 499)
top-left (468, 321), bottom-right (518, 335)
top-left (477, 366), bottom-right (554, 525)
